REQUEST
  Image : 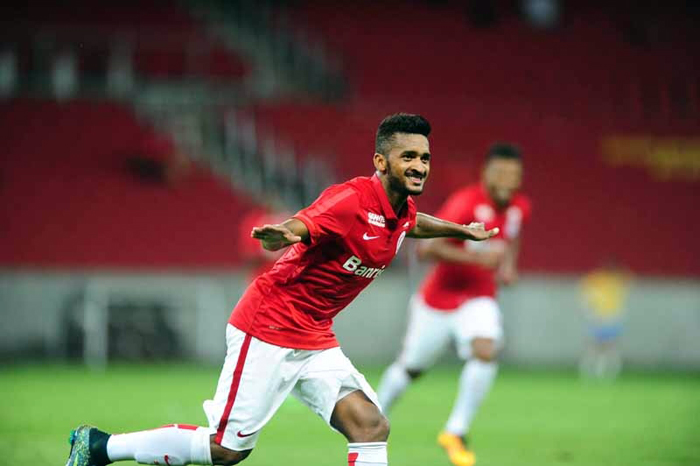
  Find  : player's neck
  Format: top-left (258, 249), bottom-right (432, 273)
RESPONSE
top-left (379, 175), bottom-right (408, 214)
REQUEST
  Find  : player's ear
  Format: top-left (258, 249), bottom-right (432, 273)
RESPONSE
top-left (373, 152), bottom-right (388, 173)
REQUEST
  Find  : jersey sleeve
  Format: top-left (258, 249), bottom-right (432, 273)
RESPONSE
top-left (293, 184), bottom-right (359, 244)
top-left (434, 189), bottom-right (475, 225)
top-left (504, 195), bottom-right (532, 239)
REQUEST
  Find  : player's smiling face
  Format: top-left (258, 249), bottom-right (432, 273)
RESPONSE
top-left (383, 133), bottom-right (431, 196)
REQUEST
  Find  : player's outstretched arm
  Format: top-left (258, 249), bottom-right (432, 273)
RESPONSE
top-left (408, 212), bottom-right (499, 241)
top-left (251, 218), bottom-right (309, 251)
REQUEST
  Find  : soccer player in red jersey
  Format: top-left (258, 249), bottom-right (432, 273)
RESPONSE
top-left (377, 143), bottom-right (530, 466)
top-left (65, 114), bottom-right (499, 466)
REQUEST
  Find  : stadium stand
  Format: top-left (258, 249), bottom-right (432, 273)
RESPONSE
top-left (0, 98), bottom-right (256, 268)
top-left (0, 1), bottom-right (249, 80)
top-left (1, 0), bottom-right (698, 275)
top-left (250, 0), bottom-right (700, 275)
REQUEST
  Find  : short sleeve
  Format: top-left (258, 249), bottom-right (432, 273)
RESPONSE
top-left (293, 184), bottom-right (359, 244)
top-left (504, 195), bottom-right (532, 239)
top-left (434, 189), bottom-right (475, 225)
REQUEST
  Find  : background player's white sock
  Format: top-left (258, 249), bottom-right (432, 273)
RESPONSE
top-left (348, 442), bottom-right (388, 465)
top-left (445, 359), bottom-right (498, 435)
top-left (106, 424), bottom-right (213, 465)
top-left (377, 363), bottom-right (411, 413)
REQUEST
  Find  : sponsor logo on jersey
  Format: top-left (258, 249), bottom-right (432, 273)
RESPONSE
top-left (368, 212), bottom-right (386, 228)
top-left (237, 430), bottom-right (257, 438)
top-left (362, 232), bottom-right (380, 240)
top-left (342, 255), bottom-right (386, 279)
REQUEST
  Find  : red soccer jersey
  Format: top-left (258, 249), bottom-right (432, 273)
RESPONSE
top-left (229, 174), bottom-right (417, 349)
top-left (420, 183), bottom-right (531, 311)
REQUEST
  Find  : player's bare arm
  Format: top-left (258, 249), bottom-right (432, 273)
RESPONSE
top-left (251, 218), bottom-right (309, 251)
top-left (416, 237), bottom-right (505, 268)
top-left (497, 235), bottom-right (521, 284)
top-left (408, 212), bottom-right (499, 241)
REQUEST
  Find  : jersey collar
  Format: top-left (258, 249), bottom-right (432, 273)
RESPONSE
top-left (371, 173), bottom-right (405, 222)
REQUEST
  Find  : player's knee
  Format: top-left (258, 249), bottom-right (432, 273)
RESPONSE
top-left (474, 347), bottom-right (498, 362)
top-left (217, 449), bottom-right (251, 466)
top-left (472, 338), bottom-right (498, 362)
top-left (378, 413), bottom-right (391, 440)
top-left (210, 443), bottom-right (252, 466)
top-left (352, 411), bottom-right (390, 442)
top-left (406, 368), bottom-right (424, 380)
top-left (366, 413), bottom-right (391, 442)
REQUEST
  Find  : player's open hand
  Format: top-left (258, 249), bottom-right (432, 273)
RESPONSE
top-left (251, 224), bottom-right (303, 251)
top-left (462, 222), bottom-right (499, 241)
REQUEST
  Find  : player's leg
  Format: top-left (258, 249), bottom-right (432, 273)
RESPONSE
top-left (438, 297), bottom-right (502, 466)
top-left (443, 337), bottom-right (499, 435)
top-left (580, 322), bottom-right (623, 380)
top-left (66, 424), bottom-right (215, 466)
top-left (333, 391), bottom-right (390, 466)
top-left (203, 325), bottom-right (305, 465)
top-left (377, 294), bottom-right (451, 413)
top-left (293, 347), bottom-right (389, 465)
top-left (66, 325), bottom-right (293, 466)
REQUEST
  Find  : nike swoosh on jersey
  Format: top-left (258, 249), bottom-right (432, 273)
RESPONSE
top-left (237, 430), bottom-right (257, 438)
top-left (362, 233), bottom-right (380, 240)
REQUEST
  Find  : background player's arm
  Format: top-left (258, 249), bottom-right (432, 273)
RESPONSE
top-left (251, 218), bottom-right (309, 251)
top-left (408, 212), bottom-right (499, 241)
top-left (416, 237), bottom-right (504, 268)
top-left (497, 235), bottom-right (521, 284)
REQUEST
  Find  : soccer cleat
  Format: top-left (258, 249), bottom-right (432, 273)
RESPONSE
top-left (65, 424), bottom-right (112, 466)
top-left (437, 431), bottom-right (476, 466)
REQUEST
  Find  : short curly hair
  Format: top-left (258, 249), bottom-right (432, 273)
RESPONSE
top-left (486, 142), bottom-right (522, 161)
top-left (375, 113), bottom-right (431, 155)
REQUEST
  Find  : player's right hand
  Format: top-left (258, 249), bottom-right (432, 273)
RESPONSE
top-left (251, 224), bottom-right (303, 251)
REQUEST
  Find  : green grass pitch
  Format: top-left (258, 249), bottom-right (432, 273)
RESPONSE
top-left (0, 364), bottom-right (698, 465)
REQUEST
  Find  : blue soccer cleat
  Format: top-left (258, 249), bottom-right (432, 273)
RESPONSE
top-left (65, 424), bottom-right (112, 466)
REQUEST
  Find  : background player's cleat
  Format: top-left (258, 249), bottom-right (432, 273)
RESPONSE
top-left (65, 424), bottom-right (112, 466)
top-left (438, 431), bottom-right (476, 466)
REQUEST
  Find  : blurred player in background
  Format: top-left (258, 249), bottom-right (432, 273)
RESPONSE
top-left (65, 113), bottom-right (501, 466)
top-left (377, 143), bottom-right (531, 466)
top-left (578, 258), bottom-right (631, 380)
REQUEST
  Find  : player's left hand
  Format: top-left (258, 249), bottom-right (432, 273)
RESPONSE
top-left (462, 222), bottom-right (499, 241)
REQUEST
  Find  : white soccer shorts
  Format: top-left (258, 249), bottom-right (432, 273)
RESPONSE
top-left (398, 294), bottom-right (503, 370)
top-left (203, 324), bottom-right (380, 450)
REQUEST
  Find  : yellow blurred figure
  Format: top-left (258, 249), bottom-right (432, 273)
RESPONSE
top-left (578, 262), bottom-right (631, 379)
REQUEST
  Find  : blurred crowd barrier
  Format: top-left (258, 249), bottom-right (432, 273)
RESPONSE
top-left (1, 265), bottom-right (698, 370)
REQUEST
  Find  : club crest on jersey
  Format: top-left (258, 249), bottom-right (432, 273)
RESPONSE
top-left (367, 212), bottom-right (386, 228)
top-left (342, 255), bottom-right (386, 279)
